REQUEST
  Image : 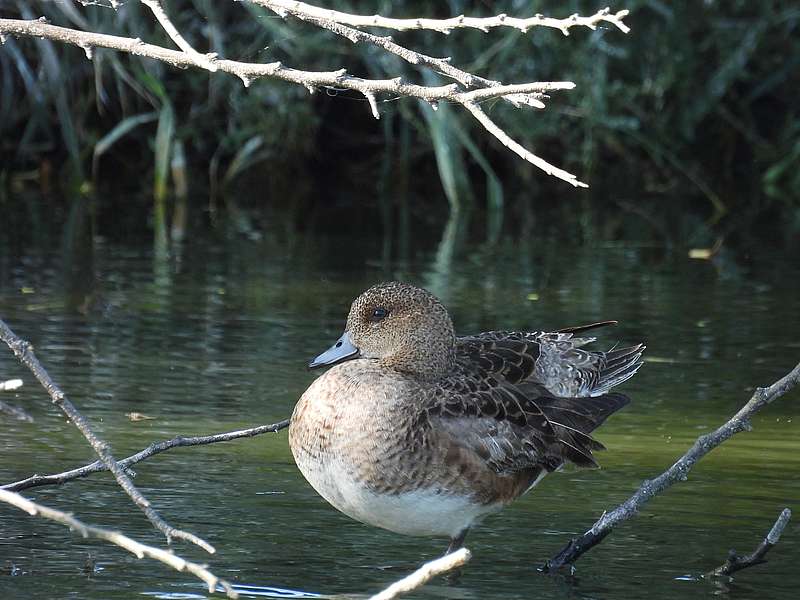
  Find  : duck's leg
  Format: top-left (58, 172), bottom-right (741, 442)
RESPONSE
top-left (444, 528), bottom-right (469, 556)
top-left (442, 528), bottom-right (470, 584)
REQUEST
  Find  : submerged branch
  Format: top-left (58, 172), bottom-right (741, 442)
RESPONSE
top-left (3, 420), bottom-right (290, 492)
top-left (543, 361), bottom-right (800, 572)
top-left (368, 548), bottom-right (471, 600)
top-left (0, 489), bottom-right (237, 598)
top-left (710, 508), bottom-right (792, 577)
top-left (0, 318), bottom-right (215, 553)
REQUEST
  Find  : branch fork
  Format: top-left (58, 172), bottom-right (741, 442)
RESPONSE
top-left (0, 2), bottom-right (632, 187)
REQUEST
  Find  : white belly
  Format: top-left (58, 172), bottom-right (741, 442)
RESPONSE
top-left (301, 457), bottom-right (498, 537)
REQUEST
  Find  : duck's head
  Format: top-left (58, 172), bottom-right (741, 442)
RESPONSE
top-left (309, 281), bottom-right (456, 378)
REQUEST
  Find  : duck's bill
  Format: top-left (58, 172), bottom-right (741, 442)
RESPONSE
top-left (308, 332), bottom-right (360, 369)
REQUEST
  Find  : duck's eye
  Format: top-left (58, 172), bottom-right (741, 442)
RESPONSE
top-left (370, 307), bottom-right (390, 322)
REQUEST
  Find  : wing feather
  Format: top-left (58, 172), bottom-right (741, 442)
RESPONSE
top-left (423, 329), bottom-right (640, 476)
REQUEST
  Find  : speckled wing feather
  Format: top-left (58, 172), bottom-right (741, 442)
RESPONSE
top-left (424, 329), bottom-right (641, 475)
top-left (454, 331), bottom-right (543, 385)
top-left (460, 329), bottom-right (645, 398)
top-left (424, 371), bottom-right (561, 473)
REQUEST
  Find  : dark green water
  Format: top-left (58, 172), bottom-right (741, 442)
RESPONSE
top-left (1, 210), bottom-right (799, 599)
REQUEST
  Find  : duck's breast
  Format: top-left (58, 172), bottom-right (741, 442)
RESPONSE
top-left (290, 362), bottom-right (491, 536)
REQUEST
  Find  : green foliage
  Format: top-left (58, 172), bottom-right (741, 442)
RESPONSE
top-left (1, 0), bottom-right (320, 192)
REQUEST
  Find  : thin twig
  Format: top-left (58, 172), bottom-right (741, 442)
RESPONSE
top-left (368, 548), bottom-right (471, 600)
top-left (463, 101), bottom-right (587, 187)
top-left (542, 361), bottom-right (800, 571)
top-left (710, 508), bottom-right (792, 577)
top-left (3, 420), bottom-right (290, 492)
top-left (0, 489), bottom-right (238, 598)
top-left (0, 318), bottom-right (215, 553)
top-left (140, 0), bottom-right (218, 71)
top-left (260, 2), bottom-right (630, 35)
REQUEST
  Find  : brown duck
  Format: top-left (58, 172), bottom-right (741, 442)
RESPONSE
top-left (290, 282), bottom-right (644, 554)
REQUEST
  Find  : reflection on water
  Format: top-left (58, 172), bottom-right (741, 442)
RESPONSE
top-left (1, 204), bottom-right (799, 599)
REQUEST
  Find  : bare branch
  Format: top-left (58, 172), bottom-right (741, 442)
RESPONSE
top-left (543, 361), bottom-right (800, 571)
top-left (0, 318), bottom-right (215, 554)
top-left (0, 18), bottom-right (563, 103)
top-left (710, 508), bottom-right (792, 577)
top-left (3, 420), bottom-right (290, 492)
top-left (0, 17), bottom-right (583, 184)
top-left (140, 0), bottom-right (218, 71)
top-left (260, 2), bottom-right (631, 35)
top-left (255, 1), bottom-right (546, 109)
top-left (0, 489), bottom-right (237, 599)
top-left (368, 548), bottom-right (471, 600)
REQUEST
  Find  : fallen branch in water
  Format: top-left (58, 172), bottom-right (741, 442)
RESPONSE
top-left (3, 420), bottom-right (290, 492)
top-left (368, 548), bottom-right (471, 600)
top-left (0, 489), bottom-right (238, 599)
top-left (709, 508), bottom-right (792, 577)
top-left (543, 360), bottom-right (800, 572)
top-left (0, 318), bottom-right (214, 553)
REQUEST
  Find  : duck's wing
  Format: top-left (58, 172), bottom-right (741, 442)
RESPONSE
top-left (422, 329), bottom-right (641, 475)
top-left (424, 376), bottom-right (628, 474)
top-left (455, 330), bottom-right (645, 398)
top-left (454, 331), bottom-right (543, 387)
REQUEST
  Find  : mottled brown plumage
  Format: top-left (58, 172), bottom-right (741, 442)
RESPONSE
top-left (289, 282), bottom-right (644, 552)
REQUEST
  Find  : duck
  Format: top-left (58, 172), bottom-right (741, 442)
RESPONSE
top-left (289, 281), bottom-right (644, 554)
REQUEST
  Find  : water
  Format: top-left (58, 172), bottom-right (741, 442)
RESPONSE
top-left (1, 208), bottom-right (799, 599)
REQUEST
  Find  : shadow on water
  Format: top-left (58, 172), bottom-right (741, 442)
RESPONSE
top-left (1, 191), bottom-right (799, 599)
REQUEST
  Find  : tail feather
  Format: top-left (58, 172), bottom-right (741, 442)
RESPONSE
top-left (557, 321), bottom-right (618, 335)
top-left (537, 393), bottom-right (630, 468)
top-left (591, 344), bottom-right (645, 396)
top-left (537, 393), bottom-right (630, 432)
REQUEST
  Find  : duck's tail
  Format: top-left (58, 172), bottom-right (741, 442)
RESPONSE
top-left (590, 343), bottom-right (646, 397)
top-left (537, 392), bottom-right (630, 468)
top-left (557, 320), bottom-right (618, 335)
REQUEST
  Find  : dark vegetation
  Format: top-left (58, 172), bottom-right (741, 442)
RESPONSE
top-left (0, 1), bottom-right (798, 248)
